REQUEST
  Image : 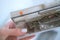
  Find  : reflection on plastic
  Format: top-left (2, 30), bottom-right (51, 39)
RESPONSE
top-left (36, 30), bottom-right (57, 40)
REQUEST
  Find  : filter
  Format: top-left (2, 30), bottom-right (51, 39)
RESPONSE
top-left (11, 5), bottom-right (60, 39)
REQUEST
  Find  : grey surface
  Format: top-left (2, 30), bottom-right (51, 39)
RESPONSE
top-left (31, 27), bottom-right (60, 40)
top-left (36, 31), bottom-right (57, 40)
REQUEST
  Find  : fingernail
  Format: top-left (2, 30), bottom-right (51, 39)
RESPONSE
top-left (21, 28), bottom-right (27, 32)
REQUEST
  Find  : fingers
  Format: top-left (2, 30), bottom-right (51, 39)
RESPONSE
top-left (4, 20), bottom-right (26, 36)
top-left (1, 20), bottom-right (27, 40)
top-left (3, 20), bottom-right (27, 39)
top-left (8, 21), bottom-right (16, 29)
top-left (5, 20), bottom-right (16, 29)
top-left (9, 28), bottom-right (26, 36)
top-left (6, 36), bottom-right (17, 40)
top-left (20, 35), bottom-right (35, 40)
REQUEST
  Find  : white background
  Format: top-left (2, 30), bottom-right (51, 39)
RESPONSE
top-left (0, 0), bottom-right (59, 27)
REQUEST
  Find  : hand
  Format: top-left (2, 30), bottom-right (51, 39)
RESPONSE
top-left (0, 20), bottom-right (34, 40)
top-left (19, 35), bottom-right (35, 40)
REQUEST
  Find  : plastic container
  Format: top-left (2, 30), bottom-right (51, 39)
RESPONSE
top-left (36, 30), bottom-right (57, 40)
top-left (11, 4), bottom-right (60, 39)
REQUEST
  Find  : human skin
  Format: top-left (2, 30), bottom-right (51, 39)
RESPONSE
top-left (0, 20), bottom-right (34, 40)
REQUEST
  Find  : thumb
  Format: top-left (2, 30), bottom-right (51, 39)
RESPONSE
top-left (5, 20), bottom-right (16, 29)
